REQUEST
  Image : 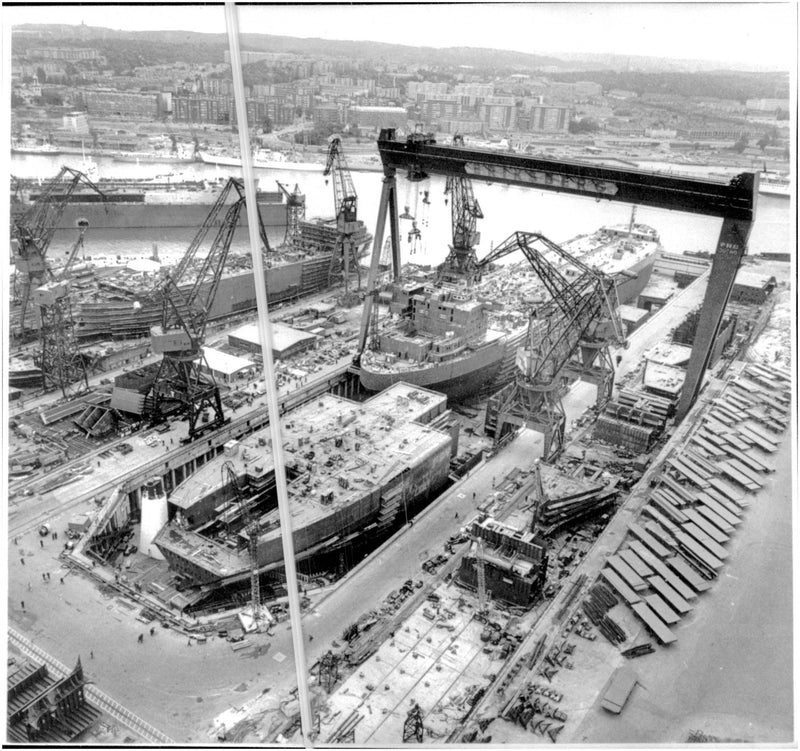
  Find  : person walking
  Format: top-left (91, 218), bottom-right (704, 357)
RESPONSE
top-left (20, 557), bottom-right (25, 566)
top-left (90, 651), bottom-right (94, 659)
top-left (39, 539), bottom-right (44, 548)
top-left (21, 601), bottom-right (25, 610)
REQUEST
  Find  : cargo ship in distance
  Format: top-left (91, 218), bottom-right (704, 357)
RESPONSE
top-left (10, 176), bottom-right (287, 230)
top-left (359, 219), bottom-right (661, 401)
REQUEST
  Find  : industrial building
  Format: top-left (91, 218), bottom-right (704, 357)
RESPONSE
top-left (228, 321), bottom-right (317, 361)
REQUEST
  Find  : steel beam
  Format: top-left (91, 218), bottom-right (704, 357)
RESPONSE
top-left (377, 129), bottom-right (756, 221)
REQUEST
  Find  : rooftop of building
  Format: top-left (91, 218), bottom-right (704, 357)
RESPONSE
top-left (229, 321), bottom-right (318, 353)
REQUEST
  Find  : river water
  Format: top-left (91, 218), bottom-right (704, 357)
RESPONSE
top-left (11, 152), bottom-right (792, 266)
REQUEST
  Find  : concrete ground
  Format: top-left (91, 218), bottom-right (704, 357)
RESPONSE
top-left (320, 584), bottom-right (505, 744)
top-left (565, 418), bottom-right (793, 744)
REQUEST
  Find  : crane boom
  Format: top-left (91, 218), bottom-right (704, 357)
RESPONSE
top-left (148, 178), bottom-right (263, 440)
top-left (223, 461), bottom-right (261, 621)
top-left (478, 231), bottom-right (625, 459)
top-left (323, 137), bottom-right (361, 293)
top-left (439, 135), bottom-right (484, 283)
top-left (324, 137), bottom-right (357, 223)
top-left (12, 166), bottom-right (106, 332)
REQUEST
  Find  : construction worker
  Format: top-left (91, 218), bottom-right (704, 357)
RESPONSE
top-left (138, 634), bottom-right (144, 644)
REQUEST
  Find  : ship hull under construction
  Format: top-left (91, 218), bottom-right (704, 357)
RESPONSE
top-left (74, 255), bottom-right (333, 341)
top-left (359, 239), bottom-right (657, 401)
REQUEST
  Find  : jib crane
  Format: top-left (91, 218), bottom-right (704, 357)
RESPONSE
top-left (11, 166), bottom-right (106, 334)
top-left (276, 181), bottom-right (306, 246)
top-left (439, 134), bottom-right (484, 284)
top-left (475, 230), bottom-right (625, 460)
top-left (223, 461), bottom-right (262, 623)
top-left (33, 220), bottom-right (92, 397)
top-left (324, 137), bottom-right (361, 293)
top-left (148, 178), bottom-right (268, 441)
top-left (357, 129), bottom-right (757, 424)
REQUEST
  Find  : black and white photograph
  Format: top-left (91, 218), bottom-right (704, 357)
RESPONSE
top-left (3, 1), bottom-right (795, 746)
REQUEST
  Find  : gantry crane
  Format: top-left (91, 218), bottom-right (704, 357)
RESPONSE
top-left (357, 129), bottom-right (756, 424)
top-left (11, 166), bottom-right (106, 334)
top-left (223, 461), bottom-right (262, 623)
top-left (148, 178), bottom-right (268, 441)
top-left (324, 137), bottom-right (361, 293)
top-left (439, 134), bottom-right (484, 284)
top-left (276, 181), bottom-right (306, 246)
top-left (475, 231), bottom-right (625, 460)
top-left (33, 219), bottom-right (91, 397)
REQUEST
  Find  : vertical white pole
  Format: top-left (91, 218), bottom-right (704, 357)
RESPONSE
top-left (224, 4), bottom-right (313, 744)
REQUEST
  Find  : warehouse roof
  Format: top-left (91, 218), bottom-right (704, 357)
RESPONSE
top-left (198, 347), bottom-right (254, 377)
top-left (229, 322), bottom-right (317, 355)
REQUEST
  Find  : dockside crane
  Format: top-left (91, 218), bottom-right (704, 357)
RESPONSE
top-left (223, 461), bottom-right (262, 624)
top-left (148, 178), bottom-right (268, 441)
top-left (11, 166), bottom-right (106, 334)
top-left (476, 231), bottom-right (625, 460)
top-left (276, 181), bottom-right (306, 246)
top-left (324, 137), bottom-right (361, 293)
top-left (33, 219), bottom-right (92, 397)
top-left (439, 134), bottom-right (484, 284)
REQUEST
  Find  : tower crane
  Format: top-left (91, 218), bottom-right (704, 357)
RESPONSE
top-left (476, 231), bottom-right (625, 460)
top-left (439, 134), bottom-right (484, 284)
top-left (11, 166), bottom-right (106, 334)
top-left (324, 137), bottom-right (361, 293)
top-left (33, 220), bottom-right (91, 397)
top-left (148, 178), bottom-right (268, 441)
top-left (276, 181), bottom-right (306, 246)
top-left (475, 537), bottom-right (488, 616)
top-left (223, 461), bottom-right (262, 624)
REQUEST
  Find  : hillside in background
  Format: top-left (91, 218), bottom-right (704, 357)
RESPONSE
top-left (12, 23), bottom-right (789, 75)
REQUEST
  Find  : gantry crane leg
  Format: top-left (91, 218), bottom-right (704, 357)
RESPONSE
top-left (676, 215), bottom-right (752, 420)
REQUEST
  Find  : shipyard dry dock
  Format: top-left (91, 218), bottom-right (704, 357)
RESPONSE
top-left (155, 383), bottom-right (455, 587)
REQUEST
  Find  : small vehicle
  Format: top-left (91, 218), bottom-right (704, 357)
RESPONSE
top-left (227, 632), bottom-right (245, 643)
top-left (124, 544), bottom-right (138, 556)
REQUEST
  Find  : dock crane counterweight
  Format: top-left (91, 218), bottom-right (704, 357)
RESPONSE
top-left (324, 137), bottom-right (361, 294)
